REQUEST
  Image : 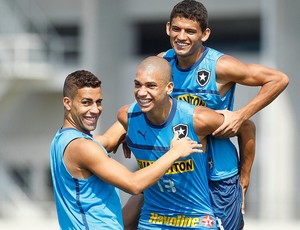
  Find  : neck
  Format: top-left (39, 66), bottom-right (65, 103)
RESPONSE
top-left (63, 115), bottom-right (91, 135)
top-left (146, 97), bottom-right (173, 125)
top-left (177, 45), bottom-right (205, 69)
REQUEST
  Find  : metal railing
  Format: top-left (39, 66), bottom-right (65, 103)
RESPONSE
top-left (0, 0), bottom-right (66, 79)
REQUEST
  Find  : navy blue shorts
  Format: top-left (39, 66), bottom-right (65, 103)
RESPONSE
top-left (209, 174), bottom-right (244, 230)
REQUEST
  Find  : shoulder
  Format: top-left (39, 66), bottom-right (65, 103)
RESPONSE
top-left (216, 54), bottom-right (247, 84)
top-left (117, 104), bottom-right (131, 127)
top-left (217, 54), bottom-right (243, 67)
top-left (67, 137), bottom-right (107, 162)
top-left (217, 55), bottom-right (246, 74)
top-left (158, 49), bottom-right (176, 60)
top-left (68, 137), bottom-right (99, 152)
top-left (118, 104), bottom-right (131, 114)
top-left (157, 51), bottom-right (165, 57)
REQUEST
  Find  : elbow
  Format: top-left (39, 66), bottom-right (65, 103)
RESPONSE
top-left (239, 120), bottom-right (256, 138)
top-left (105, 145), bottom-right (115, 153)
top-left (283, 73), bottom-right (289, 88)
top-left (124, 179), bottom-right (145, 195)
top-left (127, 184), bottom-right (144, 195)
top-left (279, 72), bottom-right (289, 91)
top-left (131, 190), bottom-right (143, 196)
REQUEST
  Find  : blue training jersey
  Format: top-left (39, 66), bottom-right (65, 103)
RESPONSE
top-left (50, 128), bottom-right (123, 230)
top-left (126, 98), bottom-right (217, 229)
top-left (164, 47), bottom-right (239, 181)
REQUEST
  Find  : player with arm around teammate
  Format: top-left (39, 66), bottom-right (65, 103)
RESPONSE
top-left (49, 70), bottom-right (202, 230)
top-left (118, 56), bottom-right (232, 229)
top-left (123, 1), bottom-right (288, 229)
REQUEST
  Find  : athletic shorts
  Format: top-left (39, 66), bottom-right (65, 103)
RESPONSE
top-left (209, 174), bottom-right (244, 230)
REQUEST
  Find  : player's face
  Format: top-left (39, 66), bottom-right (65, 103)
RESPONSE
top-left (134, 70), bottom-right (172, 114)
top-left (167, 17), bottom-right (210, 60)
top-left (65, 87), bottom-right (103, 133)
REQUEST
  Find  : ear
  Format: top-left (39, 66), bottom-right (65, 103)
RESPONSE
top-left (166, 82), bottom-right (174, 95)
top-left (201, 28), bottom-right (211, 42)
top-left (63, 97), bottom-right (72, 111)
top-left (166, 22), bottom-right (171, 36)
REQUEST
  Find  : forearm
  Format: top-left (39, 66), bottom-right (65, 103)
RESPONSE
top-left (131, 149), bottom-right (181, 191)
top-left (98, 121), bottom-right (126, 152)
top-left (238, 120), bottom-right (256, 187)
top-left (238, 69), bottom-right (289, 121)
top-left (123, 194), bottom-right (144, 230)
top-left (131, 137), bottom-right (201, 193)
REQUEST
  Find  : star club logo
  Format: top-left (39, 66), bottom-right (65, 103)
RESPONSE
top-left (196, 69), bottom-right (210, 87)
top-left (202, 215), bottom-right (214, 227)
top-left (172, 124), bottom-right (188, 139)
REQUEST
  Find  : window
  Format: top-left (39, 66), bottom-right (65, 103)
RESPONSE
top-left (134, 16), bottom-right (260, 55)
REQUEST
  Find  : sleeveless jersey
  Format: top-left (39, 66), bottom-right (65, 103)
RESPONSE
top-left (164, 48), bottom-right (239, 181)
top-left (50, 128), bottom-right (123, 230)
top-left (126, 98), bottom-right (217, 229)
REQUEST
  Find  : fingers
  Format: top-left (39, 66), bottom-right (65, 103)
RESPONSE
top-left (188, 140), bottom-right (202, 153)
top-left (242, 189), bottom-right (246, 215)
top-left (170, 132), bottom-right (179, 148)
top-left (212, 124), bottom-right (223, 136)
top-left (173, 131), bottom-right (179, 140)
top-left (122, 143), bottom-right (132, 159)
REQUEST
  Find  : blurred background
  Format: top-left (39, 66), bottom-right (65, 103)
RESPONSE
top-left (0, 0), bottom-right (299, 229)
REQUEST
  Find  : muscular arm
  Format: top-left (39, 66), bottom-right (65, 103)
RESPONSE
top-left (237, 120), bottom-right (256, 214)
top-left (214, 55), bottom-right (289, 136)
top-left (192, 106), bottom-right (224, 152)
top-left (193, 106), bottom-right (224, 138)
top-left (64, 131), bottom-right (202, 195)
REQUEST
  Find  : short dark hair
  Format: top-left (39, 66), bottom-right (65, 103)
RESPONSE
top-left (170, 0), bottom-right (208, 31)
top-left (63, 70), bottom-right (102, 99)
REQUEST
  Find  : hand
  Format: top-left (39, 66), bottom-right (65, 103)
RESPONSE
top-left (212, 110), bottom-right (244, 138)
top-left (170, 132), bottom-right (203, 158)
top-left (122, 141), bottom-right (132, 159)
top-left (112, 133), bottom-right (132, 158)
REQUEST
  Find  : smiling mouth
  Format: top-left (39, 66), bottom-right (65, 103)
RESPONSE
top-left (176, 41), bottom-right (189, 48)
top-left (85, 116), bottom-right (97, 124)
top-left (137, 98), bottom-right (152, 107)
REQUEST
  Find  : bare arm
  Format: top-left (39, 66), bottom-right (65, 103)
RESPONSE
top-left (237, 120), bottom-right (256, 214)
top-left (157, 52), bottom-right (166, 57)
top-left (64, 105), bottom-right (202, 195)
top-left (94, 120), bottom-right (126, 153)
top-left (65, 131), bottom-right (201, 195)
top-left (122, 194), bottom-right (144, 230)
top-left (214, 55), bottom-right (289, 137)
top-left (193, 106), bottom-right (224, 138)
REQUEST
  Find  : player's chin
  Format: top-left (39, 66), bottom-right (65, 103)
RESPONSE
top-left (84, 123), bottom-right (97, 132)
top-left (139, 106), bottom-right (151, 113)
top-left (137, 101), bottom-right (152, 112)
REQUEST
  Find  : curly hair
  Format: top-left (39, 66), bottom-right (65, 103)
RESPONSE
top-left (170, 0), bottom-right (208, 31)
top-left (63, 70), bottom-right (102, 99)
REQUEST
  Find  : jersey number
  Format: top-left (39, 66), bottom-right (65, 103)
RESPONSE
top-left (157, 179), bottom-right (176, 193)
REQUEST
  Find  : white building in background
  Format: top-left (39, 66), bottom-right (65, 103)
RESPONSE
top-left (0, 0), bottom-right (299, 229)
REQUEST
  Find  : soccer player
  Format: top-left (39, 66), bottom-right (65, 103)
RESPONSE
top-left (118, 56), bottom-right (231, 229)
top-left (123, 1), bottom-right (289, 229)
top-left (50, 70), bottom-right (202, 229)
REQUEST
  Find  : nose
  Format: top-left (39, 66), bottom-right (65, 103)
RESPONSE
top-left (90, 103), bottom-right (101, 114)
top-left (137, 86), bottom-right (147, 96)
top-left (177, 30), bottom-right (187, 40)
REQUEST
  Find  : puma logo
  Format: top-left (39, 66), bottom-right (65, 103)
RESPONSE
top-left (138, 130), bottom-right (146, 140)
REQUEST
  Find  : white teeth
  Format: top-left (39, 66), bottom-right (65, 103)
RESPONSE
top-left (139, 99), bottom-right (151, 104)
top-left (177, 42), bottom-right (188, 47)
